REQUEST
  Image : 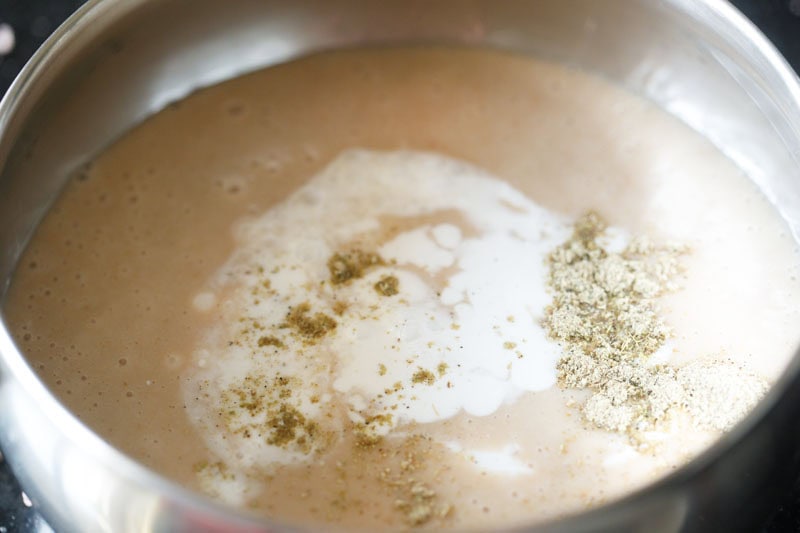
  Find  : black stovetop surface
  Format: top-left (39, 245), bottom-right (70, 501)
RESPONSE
top-left (1, 1), bottom-right (800, 531)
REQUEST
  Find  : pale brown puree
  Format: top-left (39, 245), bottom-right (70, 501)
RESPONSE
top-left (5, 47), bottom-right (800, 531)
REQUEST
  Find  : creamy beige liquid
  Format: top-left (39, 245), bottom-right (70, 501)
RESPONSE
top-left (4, 47), bottom-right (800, 531)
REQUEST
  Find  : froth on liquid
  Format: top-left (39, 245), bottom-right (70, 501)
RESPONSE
top-left (5, 47), bottom-right (800, 530)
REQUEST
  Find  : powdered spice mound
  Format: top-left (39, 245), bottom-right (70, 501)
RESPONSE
top-left (544, 212), bottom-right (768, 441)
top-left (544, 212), bottom-right (679, 363)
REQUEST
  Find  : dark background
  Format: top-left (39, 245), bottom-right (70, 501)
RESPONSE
top-left (1, 1), bottom-right (800, 531)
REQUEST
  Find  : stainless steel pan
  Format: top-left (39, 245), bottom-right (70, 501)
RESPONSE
top-left (1, 1), bottom-right (800, 531)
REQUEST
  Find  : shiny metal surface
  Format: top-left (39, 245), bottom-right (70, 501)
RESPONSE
top-left (1, 0), bottom-right (799, 531)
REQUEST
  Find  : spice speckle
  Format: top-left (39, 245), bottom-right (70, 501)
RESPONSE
top-left (327, 250), bottom-right (385, 285)
top-left (411, 368), bottom-right (436, 386)
top-left (374, 275), bottom-right (400, 296)
top-left (282, 302), bottom-right (337, 343)
top-left (258, 335), bottom-right (285, 349)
